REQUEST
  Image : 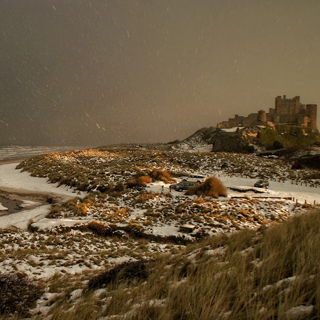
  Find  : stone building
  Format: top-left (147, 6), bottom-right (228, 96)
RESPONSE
top-left (217, 95), bottom-right (317, 130)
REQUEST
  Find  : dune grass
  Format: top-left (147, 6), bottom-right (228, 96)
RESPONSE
top-left (19, 209), bottom-right (319, 320)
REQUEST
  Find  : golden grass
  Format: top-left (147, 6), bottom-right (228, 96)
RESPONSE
top-left (149, 169), bottom-right (175, 183)
top-left (186, 176), bottom-right (228, 198)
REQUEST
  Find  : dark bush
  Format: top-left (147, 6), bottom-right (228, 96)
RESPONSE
top-left (0, 272), bottom-right (43, 316)
top-left (114, 182), bottom-right (125, 192)
top-left (273, 140), bottom-right (284, 150)
top-left (87, 221), bottom-right (113, 236)
top-left (87, 260), bottom-right (149, 290)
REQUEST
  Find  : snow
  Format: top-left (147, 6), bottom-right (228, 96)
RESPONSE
top-left (0, 205), bottom-right (50, 230)
top-left (148, 173), bottom-right (320, 205)
top-left (0, 163), bottom-right (84, 197)
top-left (0, 203), bottom-right (8, 211)
top-left (151, 225), bottom-right (179, 236)
top-left (0, 163), bottom-right (87, 230)
top-left (0, 150), bottom-right (319, 319)
top-left (221, 174), bottom-right (320, 205)
top-left (285, 305), bottom-right (314, 320)
top-left (0, 156), bottom-right (319, 234)
top-left (32, 218), bottom-right (90, 230)
top-left (221, 127), bottom-right (244, 132)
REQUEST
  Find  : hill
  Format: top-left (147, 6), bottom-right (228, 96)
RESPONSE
top-left (172, 124), bottom-right (320, 154)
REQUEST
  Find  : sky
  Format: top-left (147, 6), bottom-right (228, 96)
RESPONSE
top-left (1, 0), bottom-right (320, 146)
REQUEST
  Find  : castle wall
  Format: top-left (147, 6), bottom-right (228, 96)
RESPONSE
top-left (217, 95), bottom-right (317, 130)
top-left (275, 95), bottom-right (301, 116)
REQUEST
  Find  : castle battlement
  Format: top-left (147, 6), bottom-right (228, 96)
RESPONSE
top-left (217, 95), bottom-right (317, 130)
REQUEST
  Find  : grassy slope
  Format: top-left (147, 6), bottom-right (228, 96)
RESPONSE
top-left (13, 209), bottom-right (318, 320)
top-left (257, 125), bottom-right (320, 150)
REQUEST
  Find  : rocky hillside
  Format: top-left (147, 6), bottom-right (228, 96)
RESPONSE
top-left (172, 125), bottom-right (320, 154)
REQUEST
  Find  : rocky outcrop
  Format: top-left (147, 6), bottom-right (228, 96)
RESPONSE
top-left (172, 127), bottom-right (258, 153)
top-left (210, 130), bottom-right (255, 153)
top-left (172, 124), bottom-right (320, 154)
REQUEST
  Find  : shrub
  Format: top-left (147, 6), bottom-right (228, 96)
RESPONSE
top-left (0, 272), bottom-right (44, 316)
top-left (186, 176), bottom-right (227, 198)
top-left (114, 182), bottom-right (125, 192)
top-left (150, 169), bottom-right (174, 183)
top-left (87, 221), bottom-right (113, 236)
top-left (135, 193), bottom-right (156, 203)
top-left (87, 260), bottom-right (149, 290)
top-left (127, 175), bottom-right (152, 188)
top-left (137, 175), bottom-right (152, 185)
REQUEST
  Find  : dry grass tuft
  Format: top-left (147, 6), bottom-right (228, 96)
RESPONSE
top-left (150, 169), bottom-right (174, 183)
top-left (127, 175), bottom-right (152, 188)
top-left (87, 221), bottom-right (113, 236)
top-left (186, 176), bottom-right (228, 198)
top-left (137, 175), bottom-right (153, 185)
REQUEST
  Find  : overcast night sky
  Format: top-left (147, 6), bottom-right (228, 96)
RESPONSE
top-left (1, 0), bottom-right (320, 146)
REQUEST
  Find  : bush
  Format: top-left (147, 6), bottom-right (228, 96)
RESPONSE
top-left (186, 176), bottom-right (227, 198)
top-left (137, 175), bottom-right (152, 185)
top-left (0, 272), bottom-right (44, 316)
top-left (150, 169), bottom-right (174, 183)
top-left (87, 260), bottom-right (149, 290)
top-left (114, 182), bottom-right (125, 192)
top-left (127, 175), bottom-right (152, 188)
top-left (87, 221), bottom-right (113, 236)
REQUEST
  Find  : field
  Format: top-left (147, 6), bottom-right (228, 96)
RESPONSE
top-left (0, 145), bottom-right (320, 319)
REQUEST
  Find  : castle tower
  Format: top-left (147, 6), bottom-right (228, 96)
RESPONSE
top-left (257, 110), bottom-right (267, 123)
top-left (306, 104), bottom-right (317, 130)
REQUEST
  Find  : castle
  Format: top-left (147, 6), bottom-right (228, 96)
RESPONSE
top-left (217, 95), bottom-right (317, 130)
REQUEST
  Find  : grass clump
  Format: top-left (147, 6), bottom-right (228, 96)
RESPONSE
top-left (87, 260), bottom-right (150, 290)
top-left (127, 175), bottom-right (152, 188)
top-left (149, 169), bottom-right (175, 184)
top-left (0, 272), bottom-right (44, 317)
top-left (186, 176), bottom-right (228, 198)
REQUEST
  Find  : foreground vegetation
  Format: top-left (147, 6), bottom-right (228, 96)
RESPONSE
top-left (0, 145), bottom-right (319, 318)
top-left (1, 210), bottom-right (320, 319)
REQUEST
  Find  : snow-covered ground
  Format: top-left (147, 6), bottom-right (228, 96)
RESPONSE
top-left (147, 173), bottom-right (320, 205)
top-left (0, 163), bottom-right (83, 197)
top-left (1, 158), bottom-right (319, 231)
top-left (0, 148), bottom-right (319, 319)
top-left (219, 174), bottom-right (320, 204)
top-left (0, 163), bottom-right (86, 229)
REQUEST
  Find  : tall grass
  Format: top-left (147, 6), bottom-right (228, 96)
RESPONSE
top-left (33, 210), bottom-right (320, 320)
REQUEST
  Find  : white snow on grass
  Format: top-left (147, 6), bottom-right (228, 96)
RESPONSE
top-left (217, 173), bottom-right (320, 205)
top-left (0, 158), bottom-right (320, 233)
top-left (0, 163), bottom-right (86, 198)
top-left (0, 205), bottom-right (50, 230)
top-left (151, 225), bottom-right (180, 236)
top-left (32, 218), bottom-right (90, 230)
